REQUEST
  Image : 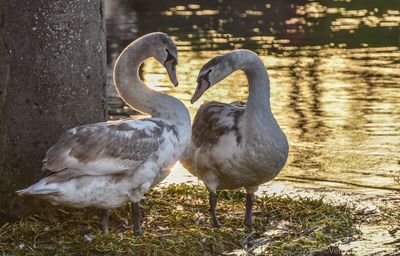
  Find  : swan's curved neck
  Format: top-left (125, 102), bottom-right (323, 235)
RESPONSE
top-left (230, 51), bottom-right (288, 170)
top-left (231, 52), bottom-right (272, 121)
top-left (230, 51), bottom-right (288, 166)
top-left (113, 40), bottom-right (189, 127)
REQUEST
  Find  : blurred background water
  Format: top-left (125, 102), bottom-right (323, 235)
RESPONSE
top-left (105, 1), bottom-right (399, 253)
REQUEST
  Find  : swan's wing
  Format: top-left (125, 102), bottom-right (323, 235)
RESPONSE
top-left (181, 101), bottom-right (245, 173)
top-left (191, 101), bottom-right (245, 147)
top-left (42, 118), bottom-right (176, 177)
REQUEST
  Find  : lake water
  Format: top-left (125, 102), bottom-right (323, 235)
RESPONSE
top-left (105, 1), bottom-right (400, 254)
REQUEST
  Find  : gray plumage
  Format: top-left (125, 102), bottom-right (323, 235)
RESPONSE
top-left (182, 49), bottom-right (288, 229)
top-left (191, 101), bottom-right (245, 147)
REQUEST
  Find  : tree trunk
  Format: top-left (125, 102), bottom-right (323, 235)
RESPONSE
top-left (0, 0), bottom-right (106, 222)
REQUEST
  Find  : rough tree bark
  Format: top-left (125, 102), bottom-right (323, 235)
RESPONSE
top-left (0, 0), bottom-right (106, 222)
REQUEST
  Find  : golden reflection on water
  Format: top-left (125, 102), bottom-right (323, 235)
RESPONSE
top-left (106, 0), bottom-right (400, 191)
top-left (141, 46), bottom-right (400, 190)
top-left (106, 2), bottom-right (400, 252)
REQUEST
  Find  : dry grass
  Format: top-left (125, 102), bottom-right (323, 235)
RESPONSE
top-left (0, 184), bottom-right (358, 255)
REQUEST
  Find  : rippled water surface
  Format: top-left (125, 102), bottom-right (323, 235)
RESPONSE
top-left (105, 0), bottom-right (399, 253)
top-left (106, 0), bottom-right (399, 190)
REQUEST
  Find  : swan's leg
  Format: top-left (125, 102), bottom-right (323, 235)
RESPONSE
top-left (244, 186), bottom-right (258, 230)
top-left (128, 181), bottom-right (152, 235)
top-left (131, 202), bottom-right (142, 235)
top-left (204, 172), bottom-right (221, 228)
top-left (244, 193), bottom-right (254, 230)
top-left (101, 209), bottom-right (110, 233)
top-left (209, 192), bottom-right (221, 228)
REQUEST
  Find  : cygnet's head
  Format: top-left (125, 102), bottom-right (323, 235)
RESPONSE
top-left (191, 52), bottom-right (236, 103)
top-left (145, 32), bottom-right (179, 86)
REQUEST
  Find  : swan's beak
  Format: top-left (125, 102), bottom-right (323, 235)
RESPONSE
top-left (190, 79), bottom-right (207, 104)
top-left (165, 61), bottom-right (178, 87)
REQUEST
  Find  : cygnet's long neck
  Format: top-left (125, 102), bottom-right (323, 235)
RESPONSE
top-left (113, 39), bottom-right (190, 128)
top-left (231, 51), bottom-right (288, 166)
top-left (229, 51), bottom-right (273, 124)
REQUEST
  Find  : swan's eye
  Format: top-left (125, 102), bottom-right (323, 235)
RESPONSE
top-left (207, 69), bottom-right (212, 74)
top-left (164, 48), bottom-right (177, 65)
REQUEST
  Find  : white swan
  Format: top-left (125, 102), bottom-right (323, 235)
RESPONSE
top-left (16, 32), bottom-right (191, 235)
top-left (181, 49), bottom-right (288, 229)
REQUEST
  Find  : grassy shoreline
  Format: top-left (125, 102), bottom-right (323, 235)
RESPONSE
top-left (0, 184), bottom-right (358, 255)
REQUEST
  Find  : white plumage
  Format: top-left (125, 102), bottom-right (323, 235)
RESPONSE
top-left (18, 118), bottom-right (183, 208)
top-left (17, 32), bottom-right (191, 234)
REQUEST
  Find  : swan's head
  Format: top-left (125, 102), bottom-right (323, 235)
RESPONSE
top-left (147, 32), bottom-right (179, 86)
top-left (191, 53), bottom-right (235, 104)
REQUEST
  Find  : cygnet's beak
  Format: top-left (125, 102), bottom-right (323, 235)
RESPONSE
top-left (190, 78), bottom-right (208, 104)
top-left (165, 61), bottom-right (178, 87)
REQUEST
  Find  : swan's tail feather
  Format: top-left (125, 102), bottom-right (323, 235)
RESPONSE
top-left (16, 188), bottom-right (60, 196)
top-left (15, 188), bottom-right (30, 196)
top-left (16, 179), bottom-right (60, 197)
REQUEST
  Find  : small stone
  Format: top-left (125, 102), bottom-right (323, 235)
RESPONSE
top-left (83, 234), bottom-right (93, 242)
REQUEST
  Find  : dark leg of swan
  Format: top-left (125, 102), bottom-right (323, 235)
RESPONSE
top-left (101, 209), bottom-right (110, 234)
top-left (131, 202), bottom-right (142, 235)
top-left (244, 193), bottom-right (254, 230)
top-left (209, 192), bottom-right (221, 228)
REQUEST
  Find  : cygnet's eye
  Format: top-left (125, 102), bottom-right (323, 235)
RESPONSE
top-left (164, 48), bottom-right (176, 65)
top-left (201, 69), bottom-right (212, 78)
